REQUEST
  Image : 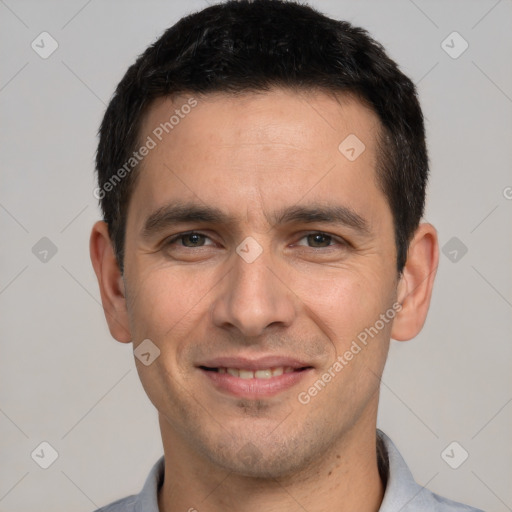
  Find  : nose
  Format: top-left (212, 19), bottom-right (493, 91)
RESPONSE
top-left (210, 248), bottom-right (297, 338)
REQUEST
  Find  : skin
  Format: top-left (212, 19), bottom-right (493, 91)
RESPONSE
top-left (90, 88), bottom-right (438, 512)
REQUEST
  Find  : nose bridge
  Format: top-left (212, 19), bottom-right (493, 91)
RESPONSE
top-left (211, 244), bottom-right (296, 337)
top-left (235, 246), bottom-right (278, 302)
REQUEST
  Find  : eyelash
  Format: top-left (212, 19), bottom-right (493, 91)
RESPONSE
top-left (164, 231), bottom-right (348, 249)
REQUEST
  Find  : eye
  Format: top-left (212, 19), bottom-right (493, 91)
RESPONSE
top-left (166, 232), bottom-right (213, 248)
top-left (296, 232), bottom-right (341, 248)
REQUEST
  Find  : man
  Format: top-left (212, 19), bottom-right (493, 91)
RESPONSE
top-left (89, 1), bottom-right (483, 510)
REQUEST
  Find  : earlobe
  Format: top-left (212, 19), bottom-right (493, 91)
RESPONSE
top-left (89, 221), bottom-right (132, 343)
top-left (391, 223), bottom-right (439, 342)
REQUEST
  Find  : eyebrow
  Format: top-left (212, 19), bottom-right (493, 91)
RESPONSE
top-left (269, 204), bottom-right (370, 235)
top-left (141, 201), bottom-right (370, 239)
top-left (141, 203), bottom-right (232, 239)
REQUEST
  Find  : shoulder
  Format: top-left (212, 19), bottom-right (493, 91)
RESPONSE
top-left (377, 430), bottom-right (485, 512)
top-left (412, 486), bottom-right (485, 511)
top-left (92, 494), bottom-right (137, 512)
top-left (91, 455), bottom-right (165, 512)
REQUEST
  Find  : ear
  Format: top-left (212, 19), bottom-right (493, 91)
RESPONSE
top-left (391, 222), bottom-right (439, 341)
top-left (89, 220), bottom-right (132, 343)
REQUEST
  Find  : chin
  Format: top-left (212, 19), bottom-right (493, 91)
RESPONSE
top-left (205, 430), bottom-right (326, 480)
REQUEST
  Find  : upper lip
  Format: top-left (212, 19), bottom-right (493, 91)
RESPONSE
top-left (197, 355), bottom-right (313, 371)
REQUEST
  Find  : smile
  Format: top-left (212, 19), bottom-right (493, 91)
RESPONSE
top-left (202, 366), bottom-right (300, 379)
top-left (198, 362), bottom-right (313, 398)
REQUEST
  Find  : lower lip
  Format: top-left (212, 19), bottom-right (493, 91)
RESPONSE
top-left (199, 368), bottom-right (312, 398)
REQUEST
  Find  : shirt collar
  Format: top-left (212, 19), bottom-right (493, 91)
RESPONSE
top-left (134, 456), bottom-right (163, 512)
top-left (377, 428), bottom-right (428, 510)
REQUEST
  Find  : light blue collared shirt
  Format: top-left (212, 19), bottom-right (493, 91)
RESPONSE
top-left (93, 429), bottom-right (484, 511)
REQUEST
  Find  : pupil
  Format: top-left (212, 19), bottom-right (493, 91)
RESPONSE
top-left (309, 233), bottom-right (330, 247)
top-left (185, 233), bottom-right (202, 246)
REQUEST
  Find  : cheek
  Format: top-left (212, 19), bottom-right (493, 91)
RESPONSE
top-left (291, 265), bottom-right (394, 340)
top-left (291, 264), bottom-right (396, 405)
top-left (125, 266), bottom-right (212, 418)
top-left (125, 262), bottom-right (215, 349)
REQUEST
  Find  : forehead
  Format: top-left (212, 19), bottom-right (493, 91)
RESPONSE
top-left (129, 88), bottom-right (387, 228)
top-left (140, 88), bottom-right (380, 158)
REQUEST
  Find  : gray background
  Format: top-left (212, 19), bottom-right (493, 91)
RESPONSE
top-left (1, 0), bottom-right (511, 510)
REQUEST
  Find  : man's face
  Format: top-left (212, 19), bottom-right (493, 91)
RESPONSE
top-left (122, 88), bottom-right (399, 477)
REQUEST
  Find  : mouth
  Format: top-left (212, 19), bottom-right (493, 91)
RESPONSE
top-left (197, 357), bottom-right (314, 398)
top-left (200, 365), bottom-right (310, 378)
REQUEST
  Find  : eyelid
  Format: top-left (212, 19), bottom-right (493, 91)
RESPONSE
top-left (162, 229), bottom-right (349, 249)
top-left (164, 230), bottom-right (216, 246)
top-left (293, 231), bottom-right (349, 247)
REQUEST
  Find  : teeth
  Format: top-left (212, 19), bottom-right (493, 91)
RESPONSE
top-left (218, 366), bottom-right (295, 379)
top-left (255, 369), bottom-right (272, 379)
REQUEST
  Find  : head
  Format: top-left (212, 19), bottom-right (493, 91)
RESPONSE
top-left (91, 0), bottom-right (438, 479)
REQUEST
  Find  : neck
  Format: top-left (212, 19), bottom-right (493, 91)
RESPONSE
top-left (157, 418), bottom-right (385, 512)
